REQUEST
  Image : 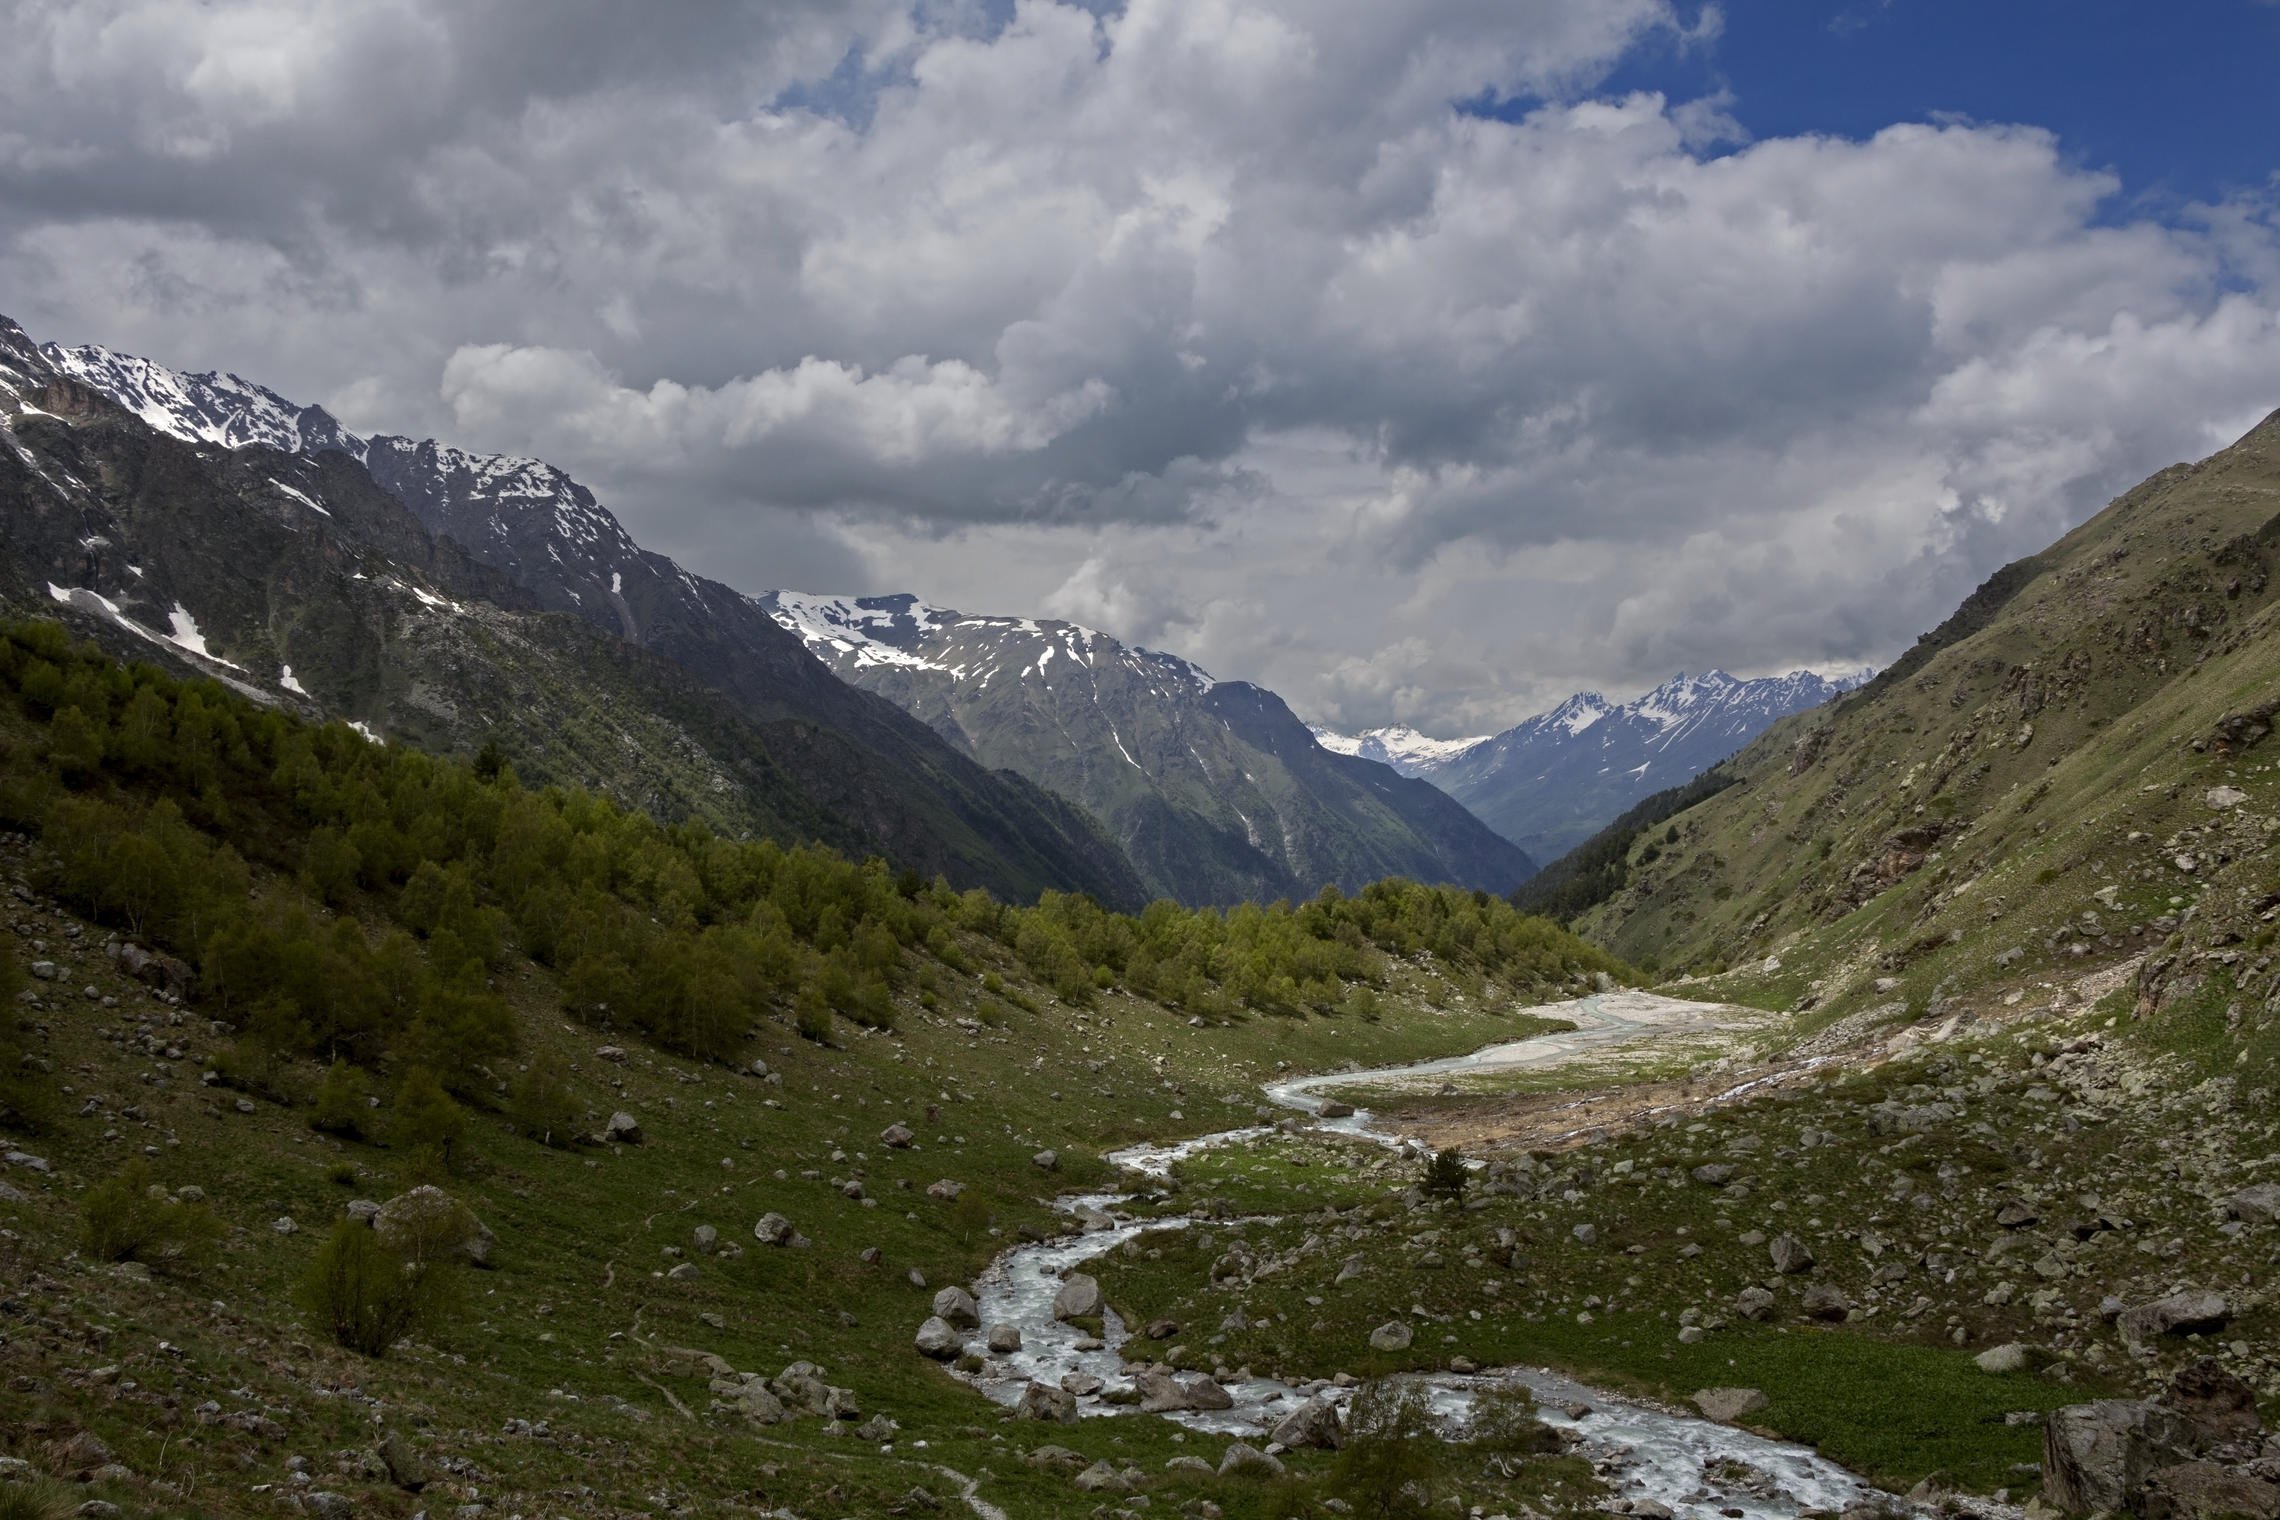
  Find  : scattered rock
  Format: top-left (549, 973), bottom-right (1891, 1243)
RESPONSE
top-left (1073, 1459), bottom-right (1132, 1494)
top-left (925, 1179), bottom-right (966, 1201)
top-left (1974, 1343), bottom-right (2029, 1375)
top-left (1015, 1382), bottom-right (1077, 1423)
top-left (914, 1317), bottom-right (963, 1360)
top-left (1799, 1284), bottom-right (1851, 1321)
top-left (1691, 1163), bottom-right (1735, 1187)
top-left (1768, 1234), bottom-right (1814, 1274)
top-left (1269, 1396), bottom-right (1345, 1450)
top-left (753, 1212), bottom-right (807, 1248)
top-left (880, 1123), bottom-right (914, 1149)
top-left (931, 1286), bottom-right (981, 1329)
top-left (1318, 1101), bottom-right (1354, 1119)
top-left (602, 1111), bottom-right (643, 1145)
top-left (2227, 1184), bottom-right (2280, 1226)
top-left (986, 1323), bottom-right (1023, 1354)
top-left (1032, 1149), bottom-right (1058, 1172)
top-left (1734, 1286), bottom-right (1776, 1321)
top-left (1368, 1321), bottom-right (1413, 1352)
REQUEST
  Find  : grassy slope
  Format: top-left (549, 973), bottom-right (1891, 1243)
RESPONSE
top-left (0, 827), bottom-right (1597, 1518)
top-left (1573, 410), bottom-right (2280, 1044)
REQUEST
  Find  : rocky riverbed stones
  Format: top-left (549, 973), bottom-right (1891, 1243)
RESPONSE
top-left (931, 1285), bottom-right (980, 1329)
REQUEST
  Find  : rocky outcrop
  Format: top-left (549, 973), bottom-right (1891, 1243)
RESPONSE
top-left (2045, 1363), bottom-right (2274, 1517)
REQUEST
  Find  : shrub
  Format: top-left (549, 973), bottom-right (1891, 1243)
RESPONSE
top-left (80, 1159), bottom-right (220, 1274)
top-left (310, 1058), bottom-right (376, 1140)
top-left (1421, 1146), bottom-right (1468, 1202)
top-left (300, 1218), bottom-right (459, 1356)
top-left (793, 984), bottom-right (833, 1044)
top-left (0, 939), bottom-right (53, 1131)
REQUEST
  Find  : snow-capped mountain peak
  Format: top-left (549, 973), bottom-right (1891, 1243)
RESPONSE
top-left (40, 342), bottom-right (365, 457)
top-left (760, 590), bottom-right (1217, 694)
top-left (1308, 723), bottom-right (1491, 777)
top-left (1418, 665), bottom-right (1875, 861)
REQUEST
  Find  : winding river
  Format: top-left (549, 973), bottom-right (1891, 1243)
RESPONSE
top-left (952, 991), bottom-right (1910, 1520)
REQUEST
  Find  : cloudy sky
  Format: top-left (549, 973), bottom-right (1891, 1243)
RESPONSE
top-left (6, 0), bottom-right (2279, 734)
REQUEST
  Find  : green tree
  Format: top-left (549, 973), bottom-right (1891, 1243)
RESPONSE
top-left (390, 1066), bottom-right (468, 1170)
top-left (505, 1054), bottom-right (583, 1148)
top-left (309, 1058), bottom-right (375, 1140)
top-left (1329, 1380), bottom-right (1443, 1518)
top-left (1421, 1146), bottom-right (1468, 1202)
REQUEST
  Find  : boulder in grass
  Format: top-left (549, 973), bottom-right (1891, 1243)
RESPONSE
top-left (880, 1123), bottom-right (915, 1149)
top-left (1691, 1387), bottom-right (1768, 1424)
top-left (372, 1186), bottom-right (495, 1268)
top-left (1270, 1396), bottom-right (1345, 1450)
top-left (1218, 1442), bottom-right (1285, 1479)
top-left (914, 1317), bottom-right (963, 1360)
top-left (753, 1212), bottom-right (808, 1248)
top-left (931, 1286), bottom-right (981, 1329)
top-left (1768, 1234), bottom-right (1814, 1274)
top-left (1015, 1382), bottom-right (1077, 1424)
top-left (603, 1111), bottom-right (643, 1145)
top-left (1368, 1321), bottom-right (1412, 1352)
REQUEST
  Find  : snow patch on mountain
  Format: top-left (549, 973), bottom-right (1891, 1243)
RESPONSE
top-left (761, 590), bottom-right (1218, 693)
top-left (41, 343), bottom-right (365, 457)
top-left (1308, 723), bottom-right (1490, 777)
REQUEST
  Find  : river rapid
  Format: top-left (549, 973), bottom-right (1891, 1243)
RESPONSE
top-left (950, 992), bottom-right (1917, 1520)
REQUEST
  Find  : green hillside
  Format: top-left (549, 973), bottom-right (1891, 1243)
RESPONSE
top-left (0, 617), bottom-right (1625, 1520)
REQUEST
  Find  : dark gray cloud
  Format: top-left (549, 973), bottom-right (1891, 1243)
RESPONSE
top-left (4, 0), bottom-right (2277, 732)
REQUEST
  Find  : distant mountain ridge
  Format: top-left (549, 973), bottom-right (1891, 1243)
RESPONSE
top-left (762, 590), bottom-right (1537, 906)
top-left (1316, 668), bottom-right (1869, 862)
top-left (14, 325), bottom-right (1148, 908)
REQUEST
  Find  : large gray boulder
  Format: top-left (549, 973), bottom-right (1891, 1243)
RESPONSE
top-left (2118, 1290), bottom-right (2229, 1345)
top-left (1692, 1387), bottom-right (1768, 1424)
top-left (2044, 1400), bottom-right (2193, 1515)
top-left (931, 1286), bottom-right (980, 1329)
top-left (1270, 1396), bottom-right (1345, 1450)
top-left (2228, 1183), bottom-right (2280, 1226)
top-left (1051, 1273), bottom-right (1101, 1321)
top-left (914, 1317), bottom-right (963, 1360)
top-left (2139, 1461), bottom-right (2280, 1520)
top-left (1368, 1321), bottom-right (1413, 1351)
top-left (1768, 1234), bottom-right (1814, 1274)
top-left (1015, 1382), bottom-right (1078, 1424)
top-left (372, 1186), bottom-right (495, 1268)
